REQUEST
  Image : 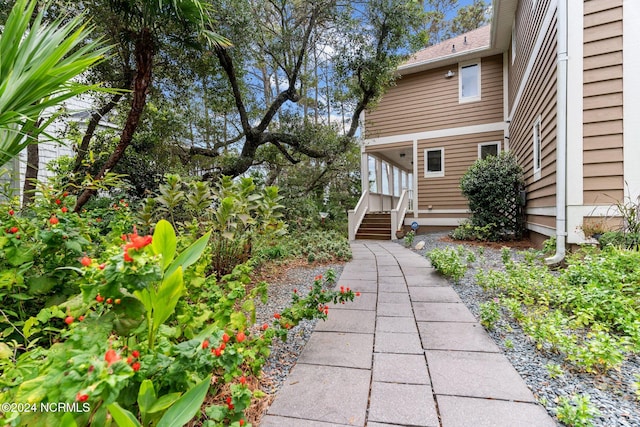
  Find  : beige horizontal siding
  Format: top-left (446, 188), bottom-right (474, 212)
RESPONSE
top-left (416, 131), bottom-right (503, 211)
top-left (365, 55), bottom-right (504, 139)
top-left (509, 0), bottom-right (551, 108)
top-left (508, 6), bottom-right (557, 233)
top-left (583, 0), bottom-right (624, 204)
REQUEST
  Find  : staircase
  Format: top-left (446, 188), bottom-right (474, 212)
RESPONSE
top-left (355, 212), bottom-right (391, 240)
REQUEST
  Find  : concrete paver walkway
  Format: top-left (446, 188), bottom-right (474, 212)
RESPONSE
top-left (261, 241), bottom-right (556, 427)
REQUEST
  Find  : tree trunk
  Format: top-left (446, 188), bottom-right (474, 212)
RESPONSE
top-left (71, 92), bottom-right (125, 176)
top-left (22, 143), bottom-right (39, 208)
top-left (74, 28), bottom-right (154, 211)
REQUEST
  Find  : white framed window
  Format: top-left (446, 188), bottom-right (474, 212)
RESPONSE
top-left (424, 148), bottom-right (445, 178)
top-left (459, 60), bottom-right (481, 103)
top-left (368, 155), bottom-right (377, 192)
top-left (532, 116), bottom-right (542, 181)
top-left (478, 141), bottom-right (500, 159)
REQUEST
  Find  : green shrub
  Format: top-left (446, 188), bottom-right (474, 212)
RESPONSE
top-left (599, 231), bottom-right (639, 249)
top-left (556, 394), bottom-right (600, 427)
top-left (459, 152), bottom-right (525, 240)
top-left (450, 220), bottom-right (494, 241)
top-left (426, 248), bottom-right (467, 282)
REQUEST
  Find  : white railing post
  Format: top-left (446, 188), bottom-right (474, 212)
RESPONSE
top-left (390, 189), bottom-right (409, 238)
top-left (348, 189), bottom-right (369, 241)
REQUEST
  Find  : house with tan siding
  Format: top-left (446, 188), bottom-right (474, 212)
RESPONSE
top-left (349, 0), bottom-right (640, 260)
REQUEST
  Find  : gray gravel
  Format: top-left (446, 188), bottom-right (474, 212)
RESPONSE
top-left (254, 263), bottom-right (344, 394)
top-left (404, 232), bottom-right (640, 427)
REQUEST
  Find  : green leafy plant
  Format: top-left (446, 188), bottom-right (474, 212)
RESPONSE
top-left (459, 152), bottom-right (525, 240)
top-left (479, 299), bottom-right (501, 330)
top-left (556, 394), bottom-right (600, 427)
top-left (545, 363), bottom-right (564, 379)
top-left (403, 230), bottom-right (415, 247)
top-left (0, 0), bottom-right (111, 167)
top-left (426, 248), bottom-right (467, 282)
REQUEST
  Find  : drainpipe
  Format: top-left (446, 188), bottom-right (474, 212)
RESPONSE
top-left (546, 0), bottom-right (568, 264)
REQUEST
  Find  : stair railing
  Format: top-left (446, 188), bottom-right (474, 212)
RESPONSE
top-left (348, 189), bottom-right (369, 241)
top-left (390, 189), bottom-right (409, 238)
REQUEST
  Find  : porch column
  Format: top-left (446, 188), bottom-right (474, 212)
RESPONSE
top-left (413, 139), bottom-right (418, 218)
top-left (361, 149), bottom-right (368, 193)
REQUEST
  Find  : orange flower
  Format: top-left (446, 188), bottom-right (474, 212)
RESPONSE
top-left (104, 349), bottom-right (120, 366)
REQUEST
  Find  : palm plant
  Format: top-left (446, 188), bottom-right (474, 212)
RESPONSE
top-left (0, 0), bottom-right (108, 167)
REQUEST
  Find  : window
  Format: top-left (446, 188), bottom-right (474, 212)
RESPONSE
top-left (532, 116), bottom-right (542, 181)
top-left (393, 166), bottom-right (401, 195)
top-left (478, 142), bottom-right (500, 159)
top-left (368, 155), bottom-right (377, 192)
top-left (424, 148), bottom-right (444, 178)
top-left (459, 61), bottom-right (481, 103)
top-left (381, 162), bottom-right (390, 195)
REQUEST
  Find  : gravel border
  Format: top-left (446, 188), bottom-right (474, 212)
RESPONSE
top-left (403, 232), bottom-right (640, 427)
top-left (254, 263), bottom-right (344, 395)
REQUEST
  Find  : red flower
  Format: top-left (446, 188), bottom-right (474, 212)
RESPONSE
top-left (78, 315), bottom-right (85, 321)
top-left (356, 292), bottom-right (361, 297)
top-left (61, 206), bottom-right (68, 213)
top-left (76, 393), bottom-right (89, 402)
top-left (81, 256), bottom-right (92, 267)
top-left (64, 316), bottom-right (74, 325)
top-left (122, 229), bottom-right (153, 262)
top-left (202, 340), bottom-right (209, 349)
top-left (131, 362), bottom-right (141, 372)
top-left (236, 331), bottom-right (246, 343)
top-left (239, 420), bottom-right (245, 426)
top-left (8, 209), bottom-right (14, 216)
top-left (239, 376), bottom-right (246, 385)
top-left (213, 348), bottom-right (222, 357)
top-left (9, 226), bottom-right (18, 234)
top-left (96, 294), bottom-right (104, 303)
top-left (315, 275), bottom-right (323, 281)
top-left (261, 323), bottom-right (268, 331)
top-left (63, 191), bottom-right (69, 197)
top-left (104, 349), bottom-right (120, 366)
top-left (106, 298), bottom-right (113, 304)
top-left (55, 199), bottom-right (61, 205)
top-left (127, 356), bottom-right (133, 364)
top-left (293, 288), bottom-right (297, 294)
top-left (132, 350), bottom-right (140, 358)
top-left (98, 263), bottom-right (106, 270)
top-left (219, 342), bottom-right (226, 350)
top-left (222, 333), bottom-right (230, 343)
top-left (49, 216), bottom-right (59, 225)
top-left (124, 252), bottom-right (134, 262)
top-left (273, 313), bottom-right (281, 319)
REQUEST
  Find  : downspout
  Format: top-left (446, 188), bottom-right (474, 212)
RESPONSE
top-left (546, 0), bottom-right (568, 264)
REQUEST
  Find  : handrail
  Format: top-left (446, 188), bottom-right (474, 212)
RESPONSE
top-left (348, 189), bottom-right (369, 241)
top-left (390, 189), bottom-right (409, 237)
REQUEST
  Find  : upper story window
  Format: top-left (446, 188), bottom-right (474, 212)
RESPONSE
top-left (459, 60), bottom-right (481, 103)
top-left (424, 148), bottom-right (445, 178)
top-left (478, 142), bottom-right (500, 159)
top-left (532, 116), bottom-right (542, 181)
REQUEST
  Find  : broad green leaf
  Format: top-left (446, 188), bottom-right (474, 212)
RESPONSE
top-left (23, 317), bottom-right (38, 339)
top-left (147, 392), bottom-right (182, 413)
top-left (152, 267), bottom-right (183, 328)
top-left (165, 231), bottom-right (210, 277)
top-left (0, 342), bottom-right (12, 359)
top-left (230, 311), bottom-right (247, 331)
top-left (152, 219), bottom-right (176, 271)
top-left (107, 403), bottom-right (142, 427)
top-left (27, 276), bottom-right (56, 294)
top-left (157, 375), bottom-right (211, 427)
top-left (59, 412), bottom-right (78, 427)
top-left (242, 299), bottom-right (256, 324)
top-left (134, 288), bottom-right (153, 314)
top-left (138, 380), bottom-right (157, 414)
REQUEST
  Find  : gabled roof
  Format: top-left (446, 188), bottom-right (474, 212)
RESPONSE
top-left (398, 0), bottom-right (517, 76)
top-left (403, 25), bottom-right (491, 68)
